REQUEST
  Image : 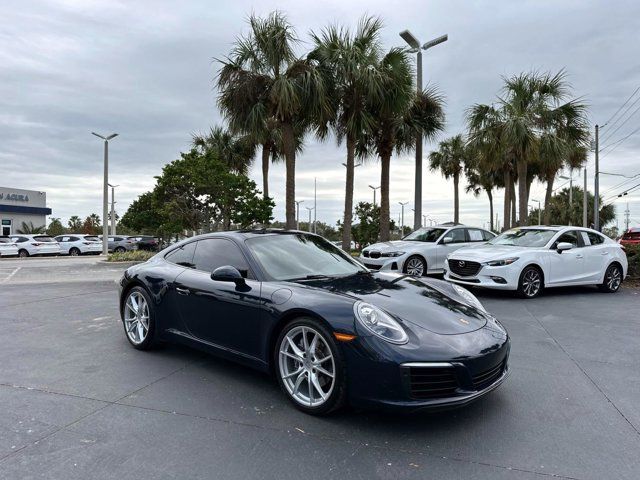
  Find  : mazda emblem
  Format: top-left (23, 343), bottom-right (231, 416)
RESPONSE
top-left (458, 260), bottom-right (466, 267)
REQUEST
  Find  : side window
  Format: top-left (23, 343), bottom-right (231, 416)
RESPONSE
top-left (69, 236), bottom-right (79, 242)
top-left (586, 231), bottom-right (605, 246)
top-left (482, 230), bottom-right (495, 241)
top-left (467, 229), bottom-right (485, 242)
top-left (553, 231), bottom-right (580, 248)
top-left (193, 238), bottom-right (251, 278)
top-left (448, 228), bottom-right (466, 243)
top-left (165, 242), bottom-right (197, 268)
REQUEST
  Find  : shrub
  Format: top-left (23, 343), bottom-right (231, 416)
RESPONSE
top-left (625, 245), bottom-right (640, 279)
top-left (106, 250), bottom-right (155, 263)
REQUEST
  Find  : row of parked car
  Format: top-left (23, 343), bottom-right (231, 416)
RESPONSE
top-left (0, 234), bottom-right (160, 258)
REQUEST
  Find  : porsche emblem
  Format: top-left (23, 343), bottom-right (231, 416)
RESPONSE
top-left (458, 318), bottom-right (470, 325)
top-left (458, 260), bottom-right (466, 267)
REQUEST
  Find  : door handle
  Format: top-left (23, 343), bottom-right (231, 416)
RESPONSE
top-left (575, 254), bottom-right (584, 259)
top-left (176, 287), bottom-right (190, 295)
top-left (601, 251), bottom-right (609, 255)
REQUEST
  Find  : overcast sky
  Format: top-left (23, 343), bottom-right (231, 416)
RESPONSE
top-left (2, 0), bottom-right (640, 230)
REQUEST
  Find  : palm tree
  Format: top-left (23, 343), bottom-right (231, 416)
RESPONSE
top-left (17, 221), bottom-right (45, 234)
top-left (428, 135), bottom-right (466, 223)
top-left (464, 146), bottom-right (502, 231)
top-left (366, 48), bottom-right (445, 241)
top-left (217, 12), bottom-right (331, 229)
top-left (192, 126), bottom-right (256, 175)
top-left (310, 16), bottom-right (385, 250)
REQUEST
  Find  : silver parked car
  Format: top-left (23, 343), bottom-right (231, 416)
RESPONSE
top-left (0, 237), bottom-right (19, 257)
top-left (9, 234), bottom-right (61, 257)
top-left (99, 235), bottom-right (138, 253)
top-left (55, 234), bottom-right (103, 256)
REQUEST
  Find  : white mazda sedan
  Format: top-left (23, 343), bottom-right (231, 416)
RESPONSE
top-left (360, 224), bottom-right (495, 276)
top-left (444, 226), bottom-right (628, 298)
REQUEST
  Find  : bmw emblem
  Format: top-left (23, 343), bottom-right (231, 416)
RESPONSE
top-left (458, 260), bottom-right (466, 267)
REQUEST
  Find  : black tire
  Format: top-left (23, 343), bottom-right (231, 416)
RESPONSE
top-left (274, 317), bottom-right (347, 415)
top-left (18, 249), bottom-right (29, 258)
top-left (403, 255), bottom-right (427, 277)
top-left (69, 247), bottom-right (81, 256)
top-left (517, 265), bottom-right (543, 298)
top-left (599, 263), bottom-right (623, 293)
top-left (114, 246), bottom-right (126, 253)
top-left (121, 286), bottom-right (157, 350)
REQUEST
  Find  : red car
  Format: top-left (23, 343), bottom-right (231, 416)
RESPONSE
top-left (620, 228), bottom-right (640, 247)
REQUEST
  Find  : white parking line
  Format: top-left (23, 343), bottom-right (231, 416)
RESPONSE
top-left (0, 267), bottom-right (21, 284)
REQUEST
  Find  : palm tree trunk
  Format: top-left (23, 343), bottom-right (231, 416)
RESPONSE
top-left (544, 173), bottom-right (554, 225)
top-left (503, 170), bottom-right (511, 231)
top-left (453, 172), bottom-right (460, 224)
top-left (379, 151), bottom-right (391, 241)
top-left (282, 122), bottom-right (296, 229)
top-left (261, 143), bottom-right (270, 199)
top-left (342, 136), bottom-right (356, 250)
top-left (517, 159), bottom-right (528, 226)
top-left (510, 182), bottom-right (516, 226)
top-left (487, 188), bottom-right (494, 231)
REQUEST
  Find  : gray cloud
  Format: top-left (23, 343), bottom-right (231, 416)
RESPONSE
top-left (2, 0), bottom-right (639, 229)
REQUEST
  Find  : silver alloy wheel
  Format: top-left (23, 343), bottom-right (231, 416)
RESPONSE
top-left (605, 265), bottom-right (622, 291)
top-left (70, 248), bottom-right (79, 256)
top-left (405, 257), bottom-right (425, 277)
top-left (522, 269), bottom-right (541, 297)
top-left (278, 326), bottom-right (335, 408)
top-left (123, 291), bottom-right (150, 345)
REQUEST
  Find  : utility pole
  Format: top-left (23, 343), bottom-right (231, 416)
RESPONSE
top-left (92, 132), bottom-right (118, 255)
top-left (594, 124), bottom-right (600, 230)
top-left (313, 177), bottom-right (317, 234)
top-left (625, 203), bottom-right (631, 231)
top-left (583, 168), bottom-right (588, 227)
top-left (107, 183), bottom-right (119, 236)
top-left (295, 200), bottom-right (304, 231)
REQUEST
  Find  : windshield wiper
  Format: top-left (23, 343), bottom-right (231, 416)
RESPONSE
top-left (287, 274), bottom-right (333, 281)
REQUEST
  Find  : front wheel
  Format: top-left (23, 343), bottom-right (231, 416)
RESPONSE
top-left (599, 264), bottom-right (622, 293)
top-left (403, 255), bottom-right (426, 277)
top-left (115, 247), bottom-right (126, 253)
top-left (69, 247), bottom-right (80, 256)
top-left (122, 287), bottom-right (157, 350)
top-left (275, 318), bottom-right (346, 415)
top-left (517, 266), bottom-right (543, 298)
top-left (18, 249), bottom-right (29, 258)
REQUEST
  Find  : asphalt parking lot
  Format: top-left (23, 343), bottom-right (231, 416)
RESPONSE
top-left (0, 257), bottom-right (639, 480)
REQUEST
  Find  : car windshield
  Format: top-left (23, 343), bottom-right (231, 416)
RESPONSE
top-left (246, 234), bottom-right (367, 281)
top-left (403, 227), bottom-right (447, 242)
top-left (33, 236), bottom-right (56, 242)
top-left (488, 228), bottom-right (557, 247)
top-left (85, 236), bottom-right (99, 241)
top-left (622, 232), bottom-right (640, 240)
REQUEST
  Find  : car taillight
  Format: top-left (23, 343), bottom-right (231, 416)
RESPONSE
top-left (31, 242), bottom-right (42, 246)
top-left (83, 242), bottom-right (92, 245)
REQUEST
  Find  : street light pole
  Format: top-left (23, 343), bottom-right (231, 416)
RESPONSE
top-left (583, 168), bottom-right (587, 227)
top-left (295, 200), bottom-right (304, 230)
top-left (107, 183), bottom-right (119, 235)
top-left (92, 132), bottom-right (118, 255)
top-left (314, 177), bottom-right (317, 234)
top-left (594, 124), bottom-right (600, 230)
top-left (399, 30), bottom-right (448, 231)
top-left (399, 201), bottom-right (409, 236)
top-left (368, 185), bottom-right (380, 205)
top-left (305, 206), bottom-right (314, 232)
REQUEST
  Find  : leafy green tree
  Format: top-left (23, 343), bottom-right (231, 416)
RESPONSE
top-left (528, 186), bottom-right (614, 227)
top-left (310, 16), bottom-right (385, 250)
top-left (17, 221), bottom-right (46, 234)
top-left (119, 191), bottom-right (165, 235)
top-left (429, 135), bottom-right (467, 223)
top-left (218, 12), bottom-right (331, 229)
top-left (46, 218), bottom-right (65, 236)
top-left (350, 201), bottom-right (395, 248)
top-left (67, 215), bottom-right (82, 232)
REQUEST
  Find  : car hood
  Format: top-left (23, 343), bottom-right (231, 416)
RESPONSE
top-left (447, 244), bottom-right (529, 261)
top-left (293, 272), bottom-right (487, 335)
top-left (363, 240), bottom-right (428, 253)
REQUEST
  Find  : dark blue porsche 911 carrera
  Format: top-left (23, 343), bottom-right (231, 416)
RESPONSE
top-left (118, 230), bottom-right (510, 415)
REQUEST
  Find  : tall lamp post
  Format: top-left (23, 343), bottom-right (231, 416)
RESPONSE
top-left (107, 183), bottom-right (119, 236)
top-left (305, 206), bottom-right (315, 232)
top-left (368, 185), bottom-right (381, 205)
top-left (294, 200), bottom-right (304, 230)
top-left (399, 201), bottom-right (409, 236)
top-left (531, 199), bottom-right (542, 225)
top-left (559, 173), bottom-right (578, 225)
top-left (399, 30), bottom-right (448, 231)
top-left (92, 132), bottom-right (118, 255)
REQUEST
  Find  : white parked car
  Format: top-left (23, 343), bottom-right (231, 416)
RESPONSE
top-left (9, 234), bottom-right (61, 257)
top-left (0, 237), bottom-right (19, 257)
top-left (444, 226), bottom-right (628, 298)
top-left (360, 224), bottom-right (496, 276)
top-left (55, 234), bottom-right (103, 256)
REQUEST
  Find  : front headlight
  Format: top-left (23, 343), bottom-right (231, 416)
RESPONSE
top-left (452, 284), bottom-right (486, 312)
top-left (381, 251), bottom-right (405, 257)
top-left (483, 257), bottom-right (519, 266)
top-left (353, 301), bottom-right (408, 344)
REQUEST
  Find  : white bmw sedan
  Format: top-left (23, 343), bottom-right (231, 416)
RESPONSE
top-left (360, 224), bottom-right (496, 276)
top-left (444, 226), bottom-right (628, 298)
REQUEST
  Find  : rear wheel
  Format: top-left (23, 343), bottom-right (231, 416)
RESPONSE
top-left (403, 255), bottom-right (426, 277)
top-left (18, 249), bottom-right (29, 258)
top-left (599, 263), bottom-right (622, 293)
top-left (115, 246), bottom-right (126, 253)
top-left (275, 318), bottom-right (346, 415)
top-left (69, 247), bottom-right (80, 256)
top-left (517, 266), bottom-right (543, 298)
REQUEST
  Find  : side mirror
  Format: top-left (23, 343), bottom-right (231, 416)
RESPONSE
top-left (211, 265), bottom-right (246, 286)
top-left (442, 236), bottom-right (453, 244)
top-left (556, 242), bottom-right (573, 253)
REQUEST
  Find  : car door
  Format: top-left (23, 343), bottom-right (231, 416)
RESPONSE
top-left (173, 238), bottom-right (263, 359)
top-left (55, 236), bottom-right (69, 253)
top-left (547, 230), bottom-right (586, 285)
top-left (436, 228), bottom-right (467, 270)
top-left (580, 231), bottom-right (610, 282)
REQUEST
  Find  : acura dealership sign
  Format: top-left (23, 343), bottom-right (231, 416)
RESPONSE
top-left (0, 192), bottom-right (30, 202)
